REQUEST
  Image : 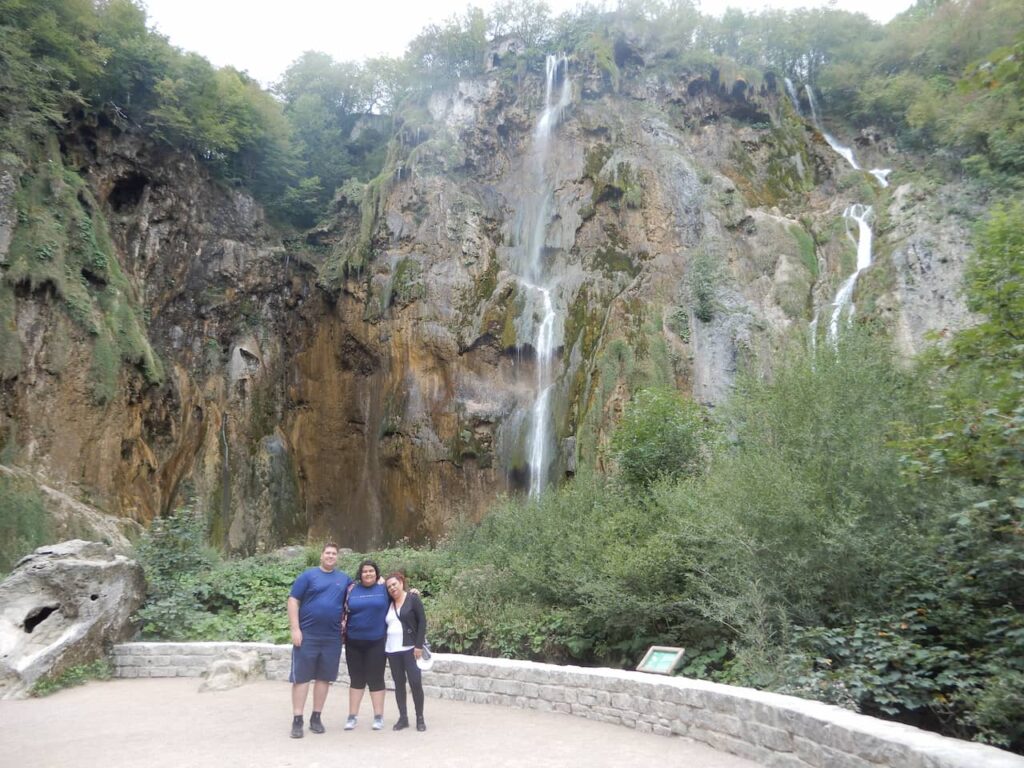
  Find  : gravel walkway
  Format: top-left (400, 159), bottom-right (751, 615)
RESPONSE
top-left (0, 678), bottom-right (761, 767)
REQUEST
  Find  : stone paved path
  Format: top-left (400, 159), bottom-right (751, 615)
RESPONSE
top-left (0, 678), bottom-right (761, 767)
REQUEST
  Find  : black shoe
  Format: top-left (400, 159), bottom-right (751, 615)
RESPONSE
top-left (416, 717), bottom-right (427, 732)
top-left (309, 715), bottom-right (325, 734)
top-left (393, 717), bottom-right (409, 731)
top-left (290, 719), bottom-right (304, 739)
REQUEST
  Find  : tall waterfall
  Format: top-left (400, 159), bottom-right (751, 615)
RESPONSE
top-left (515, 54), bottom-right (571, 497)
top-left (800, 84), bottom-right (889, 343)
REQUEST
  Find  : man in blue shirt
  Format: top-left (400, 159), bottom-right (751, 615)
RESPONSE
top-left (287, 543), bottom-right (351, 738)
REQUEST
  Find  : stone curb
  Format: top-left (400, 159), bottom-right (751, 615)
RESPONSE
top-left (111, 642), bottom-right (1024, 768)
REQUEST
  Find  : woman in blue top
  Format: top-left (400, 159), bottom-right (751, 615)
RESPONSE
top-left (343, 559), bottom-right (390, 730)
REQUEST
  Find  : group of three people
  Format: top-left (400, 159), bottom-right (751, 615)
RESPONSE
top-left (287, 543), bottom-right (428, 738)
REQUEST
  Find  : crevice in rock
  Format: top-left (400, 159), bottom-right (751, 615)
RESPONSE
top-left (109, 172), bottom-right (149, 213)
top-left (23, 605), bottom-right (60, 633)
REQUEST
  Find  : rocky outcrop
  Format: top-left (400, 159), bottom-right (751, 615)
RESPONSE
top-left (0, 540), bottom-right (146, 699)
top-left (0, 54), bottom-right (979, 552)
top-left (0, 465), bottom-right (141, 548)
top-left (198, 648), bottom-right (265, 692)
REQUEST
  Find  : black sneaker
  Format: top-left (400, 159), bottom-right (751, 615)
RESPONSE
top-left (309, 715), bottom-right (325, 734)
top-left (416, 716), bottom-right (427, 732)
top-left (393, 717), bottom-right (409, 731)
top-left (290, 719), bottom-right (304, 739)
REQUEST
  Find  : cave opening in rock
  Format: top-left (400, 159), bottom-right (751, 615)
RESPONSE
top-left (109, 173), bottom-right (149, 212)
top-left (23, 605), bottom-right (60, 633)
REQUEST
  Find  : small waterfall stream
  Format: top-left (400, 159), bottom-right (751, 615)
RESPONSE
top-left (784, 77), bottom-right (802, 116)
top-left (828, 204), bottom-right (873, 341)
top-left (514, 54), bottom-right (571, 497)
top-left (805, 86), bottom-right (861, 171)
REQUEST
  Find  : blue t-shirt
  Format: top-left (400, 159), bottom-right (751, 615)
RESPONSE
top-left (345, 582), bottom-right (388, 641)
top-left (290, 567), bottom-right (352, 639)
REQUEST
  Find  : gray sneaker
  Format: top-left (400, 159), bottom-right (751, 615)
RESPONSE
top-left (372, 715), bottom-right (384, 730)
top-left (344, 715), bottom-right (357, 731)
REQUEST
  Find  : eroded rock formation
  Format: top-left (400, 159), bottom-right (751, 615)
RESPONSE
top-left (0, 540), bottom-right (145, 698)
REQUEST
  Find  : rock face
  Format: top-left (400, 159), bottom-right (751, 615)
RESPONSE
top-left (0, 540), bottom-right (146, 699)
top-left (0, 54), bottom-right (979, 552)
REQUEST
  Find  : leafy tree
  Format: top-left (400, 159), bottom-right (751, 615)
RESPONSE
top-left (907, 200), bottom-right (1024, 487)
top-left (406, 7), bottom-right (490, 83)
top-left (0, 0), bottom-right (102, 153)
top-left (687, 329), bottom-right (939, 634)
top-left (273, 51), bottom-right (392, 223)
top-left (92, 0), bottom-right (174, 113)
top-left (488, 0), bottom-right (552, 49)
top-left (609, 387), bottom-right (712, 487)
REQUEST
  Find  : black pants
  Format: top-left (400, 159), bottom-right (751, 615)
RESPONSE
top-left (387, 649), bottom-right (424, 719)
top-left (346, 637), bottom-right (386, 691)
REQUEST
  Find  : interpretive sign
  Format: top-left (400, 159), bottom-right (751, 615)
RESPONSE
top-left (636, 645), bottom-right (685, 675)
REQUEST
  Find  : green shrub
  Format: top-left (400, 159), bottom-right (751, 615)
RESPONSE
top-left (0, 476), bottom-right (51, 573)
top-left (688, 248), bottom-right (721, 323)
top-left (609, 387), bottom-right (713, 487)
top-left (30, 659), bottom-right (113, 697)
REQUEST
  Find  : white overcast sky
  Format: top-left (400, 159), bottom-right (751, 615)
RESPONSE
top-left (141, 0), bottom-right (916, 88)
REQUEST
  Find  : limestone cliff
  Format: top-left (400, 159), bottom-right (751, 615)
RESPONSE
top-left (0, 53), bottom-right (977, 552)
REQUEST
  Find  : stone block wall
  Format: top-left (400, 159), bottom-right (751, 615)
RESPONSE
top-left (110, 643), bottom-right (1024, 768)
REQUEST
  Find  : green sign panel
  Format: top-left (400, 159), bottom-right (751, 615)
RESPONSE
top-left (636, 645), bottom-right (685, 675)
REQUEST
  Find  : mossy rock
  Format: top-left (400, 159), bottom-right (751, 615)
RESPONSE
top-left (6, 144), bottom-right (163, 398)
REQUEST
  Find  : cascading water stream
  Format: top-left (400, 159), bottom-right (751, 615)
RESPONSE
top-left (805, 86), bottom-right (860, 171)
top-left (804, 85), bottom-right (890, 188)
top-left (514, 54), bottom-right (570, 498)
top-left (528, 285), bottom-right (555, 495)
top-left (798, 84), bottom-right (887, 345)
top-left (828, 204), bottom-right (873, 341)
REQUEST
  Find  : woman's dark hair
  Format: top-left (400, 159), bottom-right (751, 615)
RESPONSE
top-left (357, 559), bottom-right (380, 580)
top-left (385, 571), bottom-right (406, 589)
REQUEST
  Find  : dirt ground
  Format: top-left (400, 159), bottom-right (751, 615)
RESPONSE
top-left (0, 678), bottom-right (761, 768)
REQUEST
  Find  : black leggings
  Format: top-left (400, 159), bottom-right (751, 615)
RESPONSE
top-left (387, 649), bottom-right (424, 719)
top-left (346, 637), bottom-right (386, 691)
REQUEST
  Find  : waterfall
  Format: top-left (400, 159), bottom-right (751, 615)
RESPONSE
top-left (515, 54), bottom-right (570, 498)
top-left (870, 168), bottom-right (892, 188)
top-left (804, 84), bottom-right (891, 187)
top-left (828, 204), bottom-right (873, 341)
top-left (799, 83), bottom-right (887, 343)
top-left (220, 412), bottom-right (231, 526)
top-left (784, 77), bottom-right (802, 115)
top-left (528, 285), bottom-right (556, 496)
top-left (804, 86), bottom-right (860, 170)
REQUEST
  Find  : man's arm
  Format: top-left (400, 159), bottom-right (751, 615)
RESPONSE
top-left (287, 596), bottom-right (302, 646)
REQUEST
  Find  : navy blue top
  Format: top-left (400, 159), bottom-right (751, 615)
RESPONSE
top-left (289, 567), bottom-right (352, 640)
top-left (345, 582), bottom-right (388, 641)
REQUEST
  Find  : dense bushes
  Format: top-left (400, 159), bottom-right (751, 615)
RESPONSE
top-left (133, 509), bottom-right (318, 643)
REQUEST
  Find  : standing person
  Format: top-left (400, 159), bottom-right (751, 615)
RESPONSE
top-left (385, 572), bottom-right (428, 731)
top-left (287, 543), bottom-right (351, 739)
top-left (343, 559), bottom-right (389, 731)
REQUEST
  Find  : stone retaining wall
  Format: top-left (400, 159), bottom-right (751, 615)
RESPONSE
top-left (111, 643), bottom-right (1024, 768)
